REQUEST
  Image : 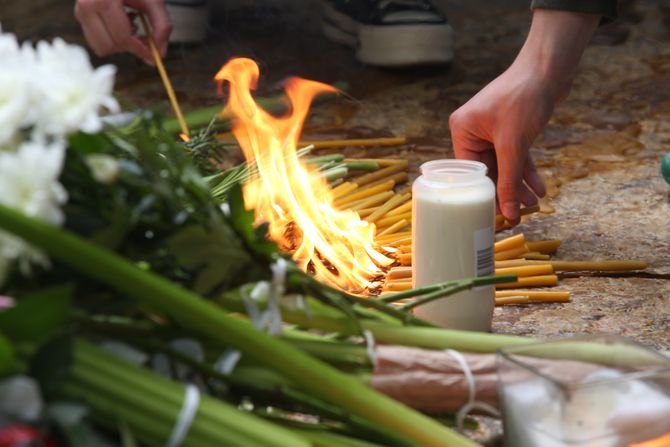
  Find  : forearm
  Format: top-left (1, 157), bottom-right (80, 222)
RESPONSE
top-left (511, 9), bottom-right (600, 101)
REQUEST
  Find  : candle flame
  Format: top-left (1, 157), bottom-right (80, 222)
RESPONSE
top-left (630, 433), bottom-right (670, 447)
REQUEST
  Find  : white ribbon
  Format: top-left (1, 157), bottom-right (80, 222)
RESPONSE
top-left (363, 330), bottom-right (377, 366)
top-left (293, 294), bottom-right (312, 319)
top-left (268, 258), bottom-right (287, 336)
top-left (445, 349), bottom-right (500, 432)
top-left (217, 258), bottom-right (289, 377)
top-left (214, 349), bottom-right (242, 376)
top-left (165, 384), bottom-right (200, 447)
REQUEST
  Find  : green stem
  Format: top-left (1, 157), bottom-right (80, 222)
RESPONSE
top-left (283, 338), bottom-right (370, 368)
top-left (378, 275), bottom-right (517, 304)
top-left (293, 428), bottom-right (387, 447)
top-left (63, 381), bottom-right (220, 447)
top-left (73, 341), bottom-right (308, 447)
top-left (364, 322), bottom-right (533, 352)
top-left (216, 292), bottom-right (531, 352)
top-left (307, 154), bottom-right (345, 165)
top-left (0, 205), bottom-right (478, 447)
top-left (348, 295), bottom-right (432, 327)
top-left (323, 166), bottom-right (348, 182)
top-left (127, 340), bottom-right (405, 445)
top-left (344, 162), bottom-right (379, 171)
top-left (399, 275), bottom-right (517, 311)
top-left (288, 269), bottom-right (431, 327)
top-left (163, 97), bottom-right (288, 135)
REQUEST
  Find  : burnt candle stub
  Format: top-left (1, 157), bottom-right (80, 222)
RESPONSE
top-left (412, 159), bottom-right (496, 331)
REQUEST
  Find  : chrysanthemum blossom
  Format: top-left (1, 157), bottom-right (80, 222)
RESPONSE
top-left (0, 139), bottom-right (68, 280)
top-left (0, 31), bottom-right (34, 145)
top-left (34, 38), bottom-right (119, 136)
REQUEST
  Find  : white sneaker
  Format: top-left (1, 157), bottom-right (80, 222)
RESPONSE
top-left (322, 0), bottom-right (454, 67)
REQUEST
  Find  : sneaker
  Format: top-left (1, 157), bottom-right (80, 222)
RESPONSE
top-left (165, 0), bottom-right (209, 43)
top-left (322, 0), bottom-right (454, 67)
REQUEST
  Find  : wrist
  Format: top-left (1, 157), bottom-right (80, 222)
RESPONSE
top-left (511, 9), bottom-right (600, 101)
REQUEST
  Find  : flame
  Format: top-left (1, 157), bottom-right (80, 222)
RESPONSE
top-left (215, 58), bottom-right (390, 292)
top-left (630, 434), bottom-right (670, 447)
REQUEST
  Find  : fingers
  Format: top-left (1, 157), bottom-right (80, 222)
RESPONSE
top-left (75, 0), bottom-right (116, 57)
top-left (519, 183), bottom-right (538, 207)
top-left (74, 0), bottom-right (170, 62)
top-left (450, 107), bottom-right (540, 225)
top-left (129, 0), bottom-right (172, 57)
top-left (480, 150), bottom-right (498, 185)
top-left (523, 154), bottom-right (546, 198)
top-left (100, 0), bottom-right (154, 63)
top-left (495, 141), bottom-right (525, 226)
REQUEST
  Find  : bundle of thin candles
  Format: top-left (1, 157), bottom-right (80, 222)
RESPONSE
top-left (380, 231), bottom-right (647, 305)
top-left (312, 149), bottom-right (648, 306)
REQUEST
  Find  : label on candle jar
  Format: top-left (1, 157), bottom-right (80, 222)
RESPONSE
top-left (474, 227), bottom-right (494, 277)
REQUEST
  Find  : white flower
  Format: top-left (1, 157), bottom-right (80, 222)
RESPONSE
top-left (0, 138), bottom-right (67, 224)
top-left (0, 27), bottom-right (19, 59)
top-left (33, 38), bottom-right (119, 136)
top-left (85, 153), bottom-right (119, 184)
top-left (0, 68), bottom-right (30, 146)
top-left (0, 138), bottom-right (68, 279)
top-left (0, 31), bottom-right (35, 145)
top-left (0, 28), bottom-right (119, 140)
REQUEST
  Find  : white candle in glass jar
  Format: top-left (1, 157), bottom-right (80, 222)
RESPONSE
top-left (502, 370), bottom-right (670, 447)
top-left (411, 160), bottom-right (495, 331)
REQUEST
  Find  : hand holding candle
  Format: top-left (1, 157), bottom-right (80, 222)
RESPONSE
top-left (74, 0), bottom-right (172, 64)
top-left (449, 9), bottom-right (601, 224)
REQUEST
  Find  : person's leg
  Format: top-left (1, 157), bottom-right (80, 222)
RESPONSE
top-left (322, 0), bottom-right (453, 67)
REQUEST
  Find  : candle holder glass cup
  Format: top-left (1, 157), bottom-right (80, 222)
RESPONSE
top-left (497, 335), bottom-right (670, 447)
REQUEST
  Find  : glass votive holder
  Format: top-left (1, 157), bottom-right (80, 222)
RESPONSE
top-left (497, 335), bottom-right (670, 447)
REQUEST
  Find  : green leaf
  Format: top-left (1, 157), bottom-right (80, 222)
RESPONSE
top-left (118, 419), bottom-right (139, 447)
top-left (228, 184), bottom-right (278, 258)
top-left (68, 133), bottom-right (108, 156)
top-left (228, 184), bottom-right (256, 242)
top-left (0, 285), bottom-right (72, 342)
top-left (0, 332), bottom-right (15, 377)
top-left (89, 208), bottom-right (131, 250)
top-left (30, 332), bottom-right (74, 399)
top-left (168, 225), bottom-right (252, 295)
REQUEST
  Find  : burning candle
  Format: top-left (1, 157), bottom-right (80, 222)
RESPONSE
top-left (498, 336), bottom-right (670, 447)
top-left (502, 371), bottom-right (670, 446)
top-left (412, 160), bottom-right (495, 330)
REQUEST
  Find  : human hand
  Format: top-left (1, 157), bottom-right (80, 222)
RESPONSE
top-left (449, 9), bottom-right (600, 225)
top-left (74, 0), bottom-right (172, 64)
top-left (449, 66), bottom-right (552, 226)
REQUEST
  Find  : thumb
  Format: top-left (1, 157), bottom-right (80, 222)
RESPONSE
top-left (495, 142), bottom-right (524, 225)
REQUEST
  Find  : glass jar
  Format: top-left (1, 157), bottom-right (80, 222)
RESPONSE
top-left (411, 159), bottom-right (496, 331)
top-left (497, 335), bottom-right (670, 447)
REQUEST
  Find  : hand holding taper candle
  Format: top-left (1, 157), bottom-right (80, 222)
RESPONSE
top-left (74, 0), bottom-right (171, 64)
top-left (449, 9), bottom-right (601, 225)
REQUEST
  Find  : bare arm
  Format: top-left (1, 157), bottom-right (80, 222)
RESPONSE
top-left (449, 9), bottom-right (600, 225)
